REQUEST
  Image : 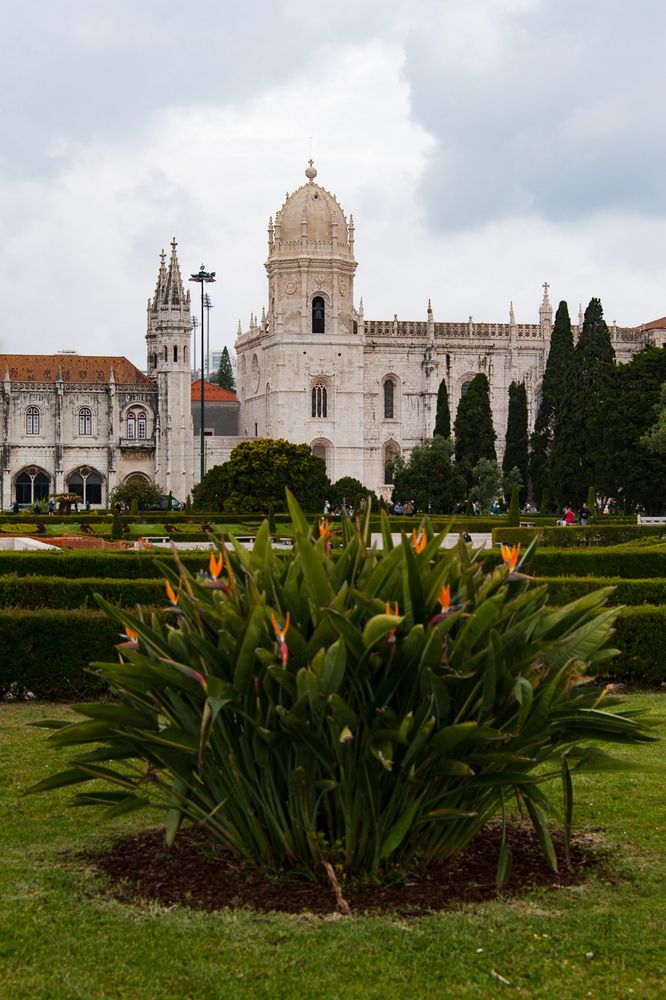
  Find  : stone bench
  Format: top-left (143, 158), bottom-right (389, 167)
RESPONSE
top-left (637, 516), bottom-right (666, 525)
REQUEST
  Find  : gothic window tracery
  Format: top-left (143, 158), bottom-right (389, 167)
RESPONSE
top-left (78, 407), bottom-right (92, 436)
top-left (126, 407), bottom-right (148, 441)
top-left (68, 468), bottom-right (102, 506)
top-left (15, 469), bottom-right (49, 505)
top-left (26, 406), bottom-right (40, 435)
top-left (383, 379), bottom-right (395, 419)
top-left (311, 383), bottom-right (328, 418)
top-left (383, 441), bottom-right (400, 484)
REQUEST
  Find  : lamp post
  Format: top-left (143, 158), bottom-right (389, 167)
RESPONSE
top-left (189, 265), bottom-right (216, 484)
top-left (203, 292), bottom-right (214, 380)
top-left (191, 314), bottom-right (199, 379)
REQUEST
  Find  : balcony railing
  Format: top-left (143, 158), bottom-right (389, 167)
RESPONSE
top-left (119, 437), bottom-right (155, 449)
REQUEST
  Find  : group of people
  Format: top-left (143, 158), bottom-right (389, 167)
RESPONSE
top-left (557, 502), bottom-right (591, 526)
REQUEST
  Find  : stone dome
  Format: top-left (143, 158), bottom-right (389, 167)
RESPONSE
top-left (277, 170), bottom-right (348, 245)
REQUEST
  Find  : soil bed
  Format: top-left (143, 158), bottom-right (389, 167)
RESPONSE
top-left (83, 821), bottom-right (603, 917)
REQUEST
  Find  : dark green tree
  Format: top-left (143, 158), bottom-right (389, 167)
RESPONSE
top-left (550, 298), bottom-right (615, 505)
top-left (598, 347), bottom-right (666, 513)
top-left (192, 438), bottom-right (329, 513)
top-left (641, 381), bottom-right (666, 455)
top-left (507, 483), bottom-right (520, 526)
top-left (210, 346), bottom-right (236, 391)
top-left (392, 436), bottom-right (466, 514)
top-left (111, 508), bottom-right (122, 541)
top-left (469, 458), bottom-right (503, 513)
top-left (502, 381), bottom-right (529, 505)
top-left (109, 480), bottom-right (163, 511)
top-left (328, 476), bottom-right (374, 512)
top-left (433, 378), bottom-right (451, 438)
top-left (529, 301), bottom-right (574, 502)
top-left (453, 373), bottom-right (496, 488)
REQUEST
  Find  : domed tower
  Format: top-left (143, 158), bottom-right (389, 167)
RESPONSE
top-left (236, 162), bottom-right (365, 483)
top-left (146, 239), bottom-right (195, 500)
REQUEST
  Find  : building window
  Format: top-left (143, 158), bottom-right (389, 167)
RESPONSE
top-left (164, 346), bottom-right (168, 362)
top-left (126, 407), bottom-right (148, 440)
top-left (173, 345), bottom-right (178, 363)
top-left (78, 407), bottom-right (92, 436)
top-left (15, 469), bottom-right (50, 505)
top-left (384, 379), bottom-right (394, 419)
top-left (26, 406), bottom-right (40, 435)
top-left (312, 296), bottom-right (325, 334)
top-left (311, 384), bottom-right (328, 418)
top-left (461, 380), bottom-right (472, 399)
top-left (383, 442), bottom-right (399, 485)
top-left (68, 469), bottom-right (102, 506)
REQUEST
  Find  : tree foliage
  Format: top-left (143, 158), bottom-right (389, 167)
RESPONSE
top-left (392, 436), bottom-right (465, 513)
top-left (193, 438), bottom-right (329, 513)
top-left (433, 378), bottom-right (451, 438)
top-left (503, 381), bottom-right (529, 504)
top-left (469, 458), bottom-right (504, 512)
top-left (598, 347), bottom-right (666, 513)
top-left (328, 476), bottom-right (375, 512)
top-left (453, 373), bottom-right (496, 487)
top-left (529, 301), bottom-right (574, 502)
top-left (550, 298), bottom-right (615, 505)
top-left (210, 346), bottom-right (236, 392)
top-left (641, 380), bottom-right (666, 456)
top-left (109, 480), bottom-right (163, 511)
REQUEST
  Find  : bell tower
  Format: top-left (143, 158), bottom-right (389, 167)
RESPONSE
top-left (236, 162), bottom-right (365, 483)
top-left (146, 239), bottom-right (194, 499)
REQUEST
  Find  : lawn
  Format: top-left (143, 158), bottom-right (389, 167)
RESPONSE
top-left (0, 696), bottom-right (664, 1000)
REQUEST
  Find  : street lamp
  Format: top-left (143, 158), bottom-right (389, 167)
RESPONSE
top-left (189, 264), bottom-right (216, 484)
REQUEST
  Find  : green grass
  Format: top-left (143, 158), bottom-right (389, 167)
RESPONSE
top-left (1, 697), bottom-right (665, 999)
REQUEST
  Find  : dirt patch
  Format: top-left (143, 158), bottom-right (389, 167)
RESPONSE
top-left (82, 821), bottom-right (604, 917)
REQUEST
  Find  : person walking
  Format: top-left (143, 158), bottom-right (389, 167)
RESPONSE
top-left (578, 502), bottom-right (590, 527)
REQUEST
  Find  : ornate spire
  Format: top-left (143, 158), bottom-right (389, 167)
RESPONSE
top-left (539, 281), bottom-right (553, 330)
top-left (427, 298), bottom-right (433, 318)
top-left (510, 301), bottom-right (515, 325)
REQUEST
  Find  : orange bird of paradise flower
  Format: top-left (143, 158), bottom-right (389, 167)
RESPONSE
top-left (118, 625), bottom-right (139, 649)
top-left (165, 580), bottom-right (179, 605)
top-left (271, 611), bottom-right (290, 666)
top-left (209, 551), bottom-right (224, 580)
top-left (500, 544), bottom-right (520, 572)
top-left (411, 529), bottom-right (427, 554)
top-left (437, 584), bottom-right (451, 613)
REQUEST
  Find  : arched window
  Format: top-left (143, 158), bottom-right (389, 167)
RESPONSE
top-left (126, 407), bottom-right (148, 441)
top-left (137, 411), bottom-right (147, 440)
top-left (312, 296), bottom-right (325, 334)
top-left (384, 379), bottom-right (394, 419)
top-left (127, 413), bottom-right (136, 439)
top-left (164, 345), bottom-right (168, 362)
top-left (151, 353), bottom-right (157, 370)
top-left (68, 469), bottom-right (102, 506)
top-left (26, 406), bottom-right (40, 435)
top-left (184, 345), bottom-right (188, 364)
top-left (15, 469), bottom-right (49, 505)
top-left (311, 383), bottom-right (328, 418)
top-left (78, 407), bottom-right (92, 436)
top-left (461, 380), bottom-right (472, 399)
top-left (383, 442), bottom-right (400, 485)
top-left (173, 345), bottom-right (178, 363)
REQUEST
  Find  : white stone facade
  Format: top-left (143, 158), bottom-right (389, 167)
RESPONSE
top-left (236, 162), bottom-right (666, 495)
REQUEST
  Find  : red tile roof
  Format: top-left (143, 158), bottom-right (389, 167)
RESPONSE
top-left (190, 379), bottom-right (238, 402)
top-left (641, 317), bottom-right (666, 331)
top-left (0, 354), bottom-right (151, 385)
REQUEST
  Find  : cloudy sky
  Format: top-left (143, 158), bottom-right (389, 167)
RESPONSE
top-left (2, 0), bottom-right (665, 370)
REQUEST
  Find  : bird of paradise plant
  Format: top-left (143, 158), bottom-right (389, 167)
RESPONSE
top-left (28, 492), bottom-right (659, 886)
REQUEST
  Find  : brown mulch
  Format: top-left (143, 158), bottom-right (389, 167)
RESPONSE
top-left (82, 822), bottom-right (605, 917)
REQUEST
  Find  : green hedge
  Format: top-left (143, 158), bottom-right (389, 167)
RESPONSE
top-left (0, 576), bottom-right (164, 609)
top-left (1, 604), bottom-right (663, 699)
top-left (493, 525), bottom-right (666, 547)
top-left (0, 551), bottom-right (210, 579)
top-left (536, 576), bottom-right (666, 606)
top-left (482, 546), bottom-right (666, 578)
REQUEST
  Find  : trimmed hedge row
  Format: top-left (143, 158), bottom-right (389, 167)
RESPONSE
top-left (535, 576), bottom-right (666, 607)
top-left (482, 547), bottom-right (666, 578)
top-left (493, 525), bottom-right (666, 547)
top-left (0, 551), bottom-right (211, 579)
top-left (0, 576), bottom-right (164, 609)
top-left (0, 573), bottom-right (663, 612)
top-left (1, 604), bottom-right (663, 698)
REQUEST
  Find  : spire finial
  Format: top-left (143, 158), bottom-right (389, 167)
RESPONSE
top-left (510, 300), bottom-right (515, 324)
top-left (171, 237), bottom-right (177, 253)
top-left (160, 248), bottom-right (166, 265)
top-left (305, 158), bottom-right (317, 183)
top-left (542, 280), bottom-right (550, 303)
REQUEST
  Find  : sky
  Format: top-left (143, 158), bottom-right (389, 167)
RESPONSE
top-left (1, 0), bottom-right (666, 371)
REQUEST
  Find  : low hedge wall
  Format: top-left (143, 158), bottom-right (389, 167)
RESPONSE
top-left (535, 576), bottom-right (666, 606)
top-left (482, 546), bottom-right (666, 578)
top-left (493, 525), bottom-right (666, 547)
top-left (0, 576), bottom-right (164, 609)
top-left (0, 551), bottom-right (210, 579)
top-left (1, 604), bottom-right (663, 698)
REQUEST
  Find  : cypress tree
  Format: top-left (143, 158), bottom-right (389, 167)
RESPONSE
top-left (433, 378), bottom-right (451, 438)
top-left (454, 373), bottom-right (496, 487)
top-left (111, 509), bottom-right (122, 541)
top-left (502, 381), bottom-right (529, 505)
top-left (212, 347), bottom-right (236, 391)
top-left (529, 301), bottom-right (574, 502)
top-left (507, 483), bottom-right (520, 526)
top-left (550, 298), bottom-right (615, 505)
